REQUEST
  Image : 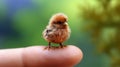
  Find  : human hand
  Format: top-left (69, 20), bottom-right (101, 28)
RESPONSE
top-left (0, 45), bottom-right (83, 67)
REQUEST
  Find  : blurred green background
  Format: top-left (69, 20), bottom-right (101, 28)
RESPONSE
top-left (1, 0), bottom-right (120, 67)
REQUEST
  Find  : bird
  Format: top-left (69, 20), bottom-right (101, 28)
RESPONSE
top-left (42, 13), bottom-right (71, 48)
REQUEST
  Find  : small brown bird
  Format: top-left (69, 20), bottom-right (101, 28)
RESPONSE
top-left (43, 13), bottom-right (71, 48)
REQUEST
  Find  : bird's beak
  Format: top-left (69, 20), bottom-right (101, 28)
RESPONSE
top-left (64, 22), bottom-right (68, 25)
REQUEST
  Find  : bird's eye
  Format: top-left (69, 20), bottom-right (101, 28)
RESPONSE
top-left (57, 21), bottom-right (62, 24)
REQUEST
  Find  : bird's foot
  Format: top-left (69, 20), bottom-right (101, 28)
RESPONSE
top-left (44, 46), bottom-right (51, 50)
top-left (59, 43), bottom-right (64, 48)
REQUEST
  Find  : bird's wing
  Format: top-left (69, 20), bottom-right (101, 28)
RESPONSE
top-left (44, 28), bottom-right (53, 36)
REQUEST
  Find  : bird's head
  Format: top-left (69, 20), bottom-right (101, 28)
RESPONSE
top-left (49, 13), bottom-right (68, 28)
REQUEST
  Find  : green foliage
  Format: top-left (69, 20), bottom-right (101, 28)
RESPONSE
top-left (79, 0), bottom-right (120, 67)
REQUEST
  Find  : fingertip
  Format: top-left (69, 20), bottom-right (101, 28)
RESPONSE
top-left (67, 45), bottom-right (83, 66)
top-left (22, 45), bottom-right (83, 67)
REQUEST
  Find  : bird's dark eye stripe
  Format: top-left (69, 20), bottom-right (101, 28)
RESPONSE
top-left (57, 21), bottom-right (62, 24)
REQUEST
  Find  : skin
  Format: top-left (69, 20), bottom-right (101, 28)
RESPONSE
top-left (0, 45), bottom-right (83, 67)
